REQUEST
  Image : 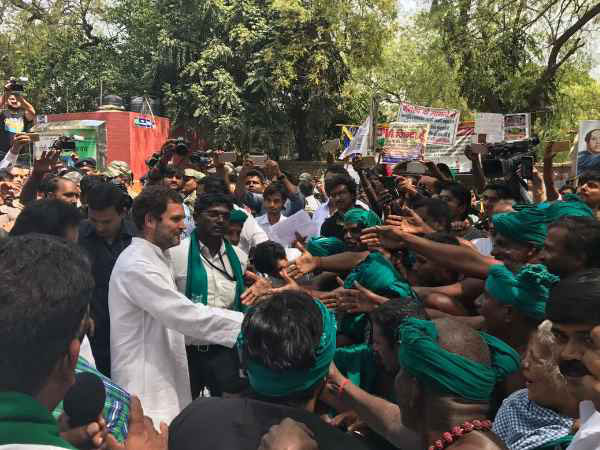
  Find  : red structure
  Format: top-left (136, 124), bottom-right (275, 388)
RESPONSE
top-left (47, 111), bottom-right (170, 179)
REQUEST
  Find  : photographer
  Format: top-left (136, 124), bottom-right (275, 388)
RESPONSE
top-left (0, 79), bottom-right (36, 156)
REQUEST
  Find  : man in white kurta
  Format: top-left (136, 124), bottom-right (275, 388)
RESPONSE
top-left (109, 186), bottom-right (244, 426)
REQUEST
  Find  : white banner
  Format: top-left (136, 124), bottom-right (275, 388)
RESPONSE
top-left (397, 102), bottom-right (460, 146)
top-left (339, 115), bottom-right (371, 160)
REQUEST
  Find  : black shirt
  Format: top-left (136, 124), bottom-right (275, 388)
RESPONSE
top-left (0, 108), bottom-right (33, 153)
top-left (78, 216), bottom-right (137, 375)
top-left (169, 397), bottom-right (372, 450)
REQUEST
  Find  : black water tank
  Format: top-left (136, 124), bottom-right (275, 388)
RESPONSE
top-left (130, 96), bottom-right (160, 115)
top-left (102, 95), bottom-right (124, 108)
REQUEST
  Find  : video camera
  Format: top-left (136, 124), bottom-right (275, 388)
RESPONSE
top-left (479, 137), bottom-right (540, 180)
top-left (7, 77), bottom-right (28, 95)
top-left (51, 136), bottom-right (82, 151)
top-left (476, 136), bottom-right (540, 203)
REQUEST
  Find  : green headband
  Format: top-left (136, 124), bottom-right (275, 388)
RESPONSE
top-left (485, 264), bottom-right (559, 320)
top-left (237, 300), bottom-right (337, 397)
top-left (343, 208), bottom-right (382, 228)
top-left (492, 207), bottom-right (547, 247)
top-left (229, 209), bottom-right (248, 224)
top-left (397, 318), bottom-right (520, 401)
top-left (306, 236), bottom-right (346, 257)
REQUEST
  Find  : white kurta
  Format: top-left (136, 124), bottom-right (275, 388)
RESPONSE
top-left (108, 237), bottom-right (244, 425)
top-left (567, 401), bottom-right (600, 450)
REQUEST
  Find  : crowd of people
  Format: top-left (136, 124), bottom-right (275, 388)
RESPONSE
top-left (4, 86), bottom-right (600, 450)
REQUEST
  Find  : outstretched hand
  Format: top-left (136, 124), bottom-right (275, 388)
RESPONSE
top-left (241, 271), bottom-right (273, 306)
top-left (361, 225), bottom-right (407, 250)
top-left (287, 243), bottom-right (319, 279)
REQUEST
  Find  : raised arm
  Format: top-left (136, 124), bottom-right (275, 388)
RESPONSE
top-left (543, 143), bottom-right (560, 201)
top-left (362, 226), bottom-right (498, 279)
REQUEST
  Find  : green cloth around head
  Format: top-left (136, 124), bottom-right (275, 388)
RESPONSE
top-left (544, 193), bottom-right (595, 223)
top-left (485, 264), bottom-right (559, 320)
top-left (492, 194), bottom-right (594, 248)
top-left (492, 207), bottom-right (547, 247)
top-left (229, 209), bottom-right (249, 224)
top-left (237, 299), bottom-right (337, 397)
top-left (344, 251), bottom-right (415, 299)
top-left (340, 251), bottom-right (416, 343)
top-left (396, 318), bottom-right (520, 401)
top-left (343, 208), bottom-right (382, 228)
top-left (306, 236), bottom-right (346, 257)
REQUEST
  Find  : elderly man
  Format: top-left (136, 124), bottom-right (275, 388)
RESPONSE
top-left (327, 317), bottom-right (519, 449)
top-left (546, 269), bottom-right (600, 450)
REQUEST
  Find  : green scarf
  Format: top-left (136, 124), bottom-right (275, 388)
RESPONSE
top-left (492, 207), bottom-right (548, 247)
top-left (397, 318), bottom-right (520, 401)
top-left (485, 264), bottom-right (559, 320)
top-left (237, 300), bottom-right (337, 397)
top-left (306, 236), bottom-right (346, 257)
top-left (185, 229), bottom-right (245, 311)
top-left (0, 391), bottom-right (75, 449)
top-left (334, 343), bottom-right (377, 393)
top-left (343, 208), bottom-right (382, 228)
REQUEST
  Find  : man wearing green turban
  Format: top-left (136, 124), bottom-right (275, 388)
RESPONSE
top-left (480, 263), bottom-right (559, 353)
top-left (326, 317), bottom-right (519, 449)
top-left (169, 291), bottom-right (371, 450)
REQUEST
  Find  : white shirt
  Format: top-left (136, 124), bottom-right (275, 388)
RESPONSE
top-left (108, 237), bottom-right (244, 425)
top-left (170, 237), bottom-right (248, 311)
top-left (236, 204), bottom-right (268, 254)
top-left (312, 199), bottom-right (370, 233)
top-left (256, 213), bottom-right (287, 238)
top-left (567, 401), bottom-right (600, 450)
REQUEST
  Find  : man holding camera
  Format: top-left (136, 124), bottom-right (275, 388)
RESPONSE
top-left (0, 79), bottom-right (36, 156)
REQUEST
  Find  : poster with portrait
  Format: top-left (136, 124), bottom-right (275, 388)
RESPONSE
top-left (576, 120), bottom-right (600, 176)
top-left (381, 122), bottom-right (430, 164)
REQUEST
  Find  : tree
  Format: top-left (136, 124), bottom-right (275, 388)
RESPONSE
top-left (428, 0), bottom-right (600, 114)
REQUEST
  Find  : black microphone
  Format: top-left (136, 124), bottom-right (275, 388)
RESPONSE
top-left (63, 372), bottom-right (106, 428)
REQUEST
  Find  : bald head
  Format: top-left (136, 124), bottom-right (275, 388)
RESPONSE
top-left (434, 318), bottom-right (491, 367)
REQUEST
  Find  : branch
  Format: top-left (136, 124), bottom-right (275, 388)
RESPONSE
top-left (546, 1), bottom-right (600, 71)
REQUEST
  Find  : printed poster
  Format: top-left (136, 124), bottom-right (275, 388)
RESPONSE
top-left (475, 113), bottom-right (504, 144)
top-left (397, 102), bottom-right (460, 146)
top-left (575, 120), bottom-right (600, 176)
top-left (504, 113), bottom-right (530, 142)
top-left (424, 121), bottom-right (475, 173)
top-left (382, 122), bottom-right (429, 164)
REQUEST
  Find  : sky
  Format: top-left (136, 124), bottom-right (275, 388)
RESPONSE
top-left (397, 0), bottom-right (600, 80)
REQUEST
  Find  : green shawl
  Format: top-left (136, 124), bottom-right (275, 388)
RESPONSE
top-left (185, 229), bottom-right (245, 311)
top-left (0, 391), bottom-right (75, 449)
